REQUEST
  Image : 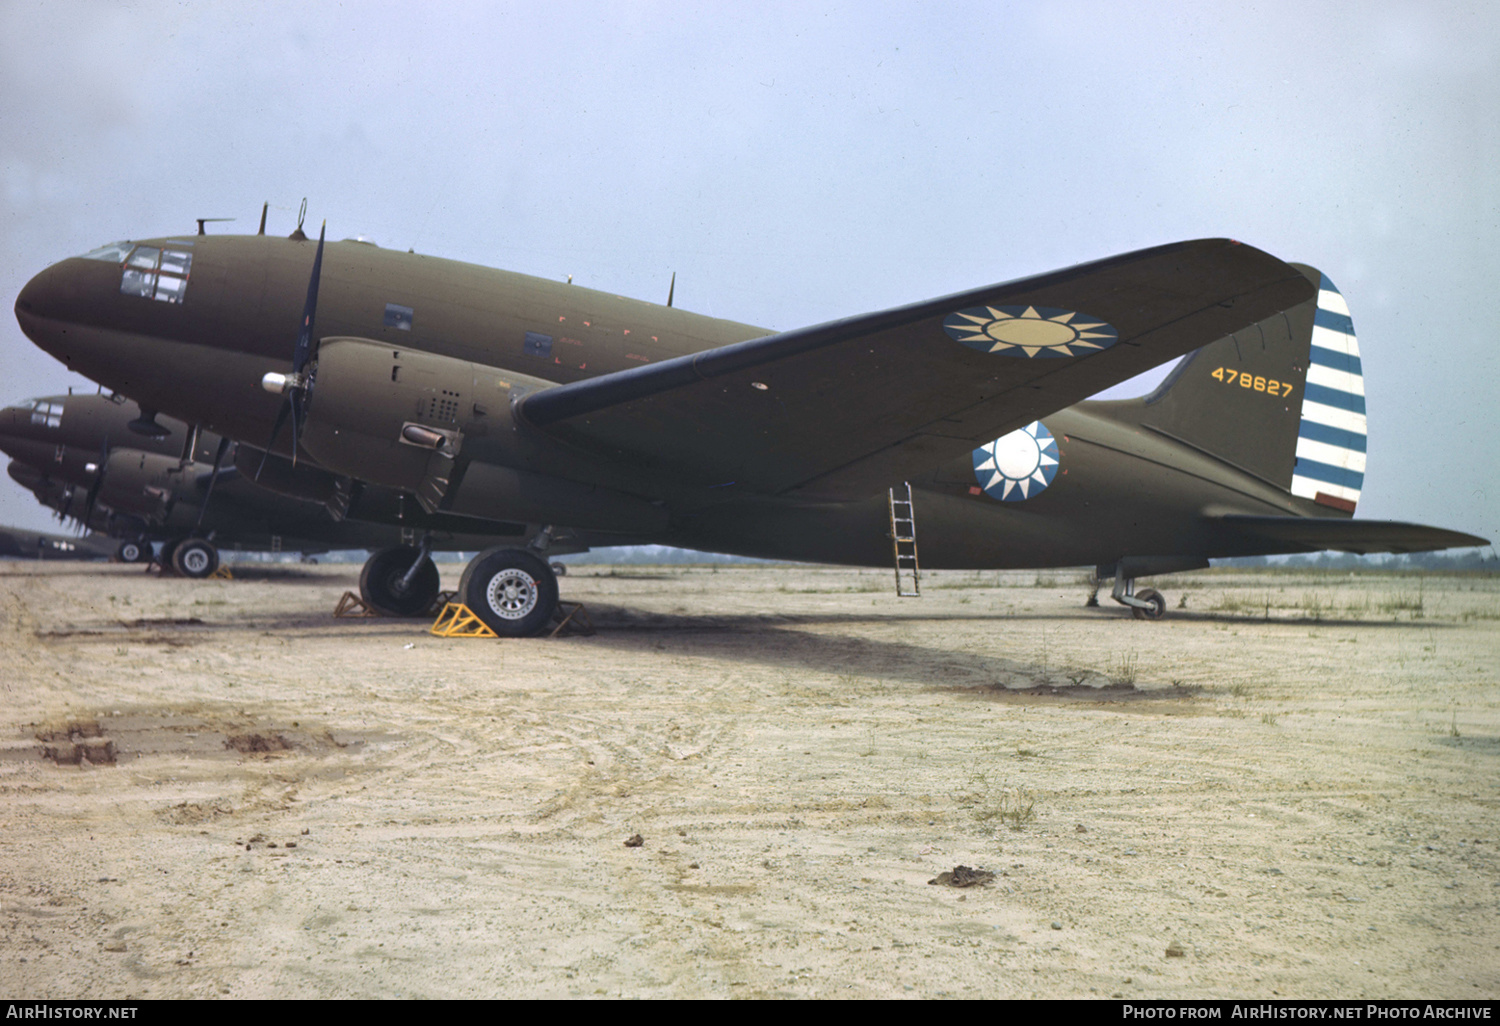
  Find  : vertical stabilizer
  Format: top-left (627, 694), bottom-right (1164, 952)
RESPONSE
top-left (1133, 264), bottom-right (1365, 515)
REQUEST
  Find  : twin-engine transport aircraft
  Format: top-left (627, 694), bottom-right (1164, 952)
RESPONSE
top-left (14, 216), bottom-right (1486, 634)
top-left (1, 391), bottom-right (594, 605)
top-left (0, 521), bottom-right (114, 561)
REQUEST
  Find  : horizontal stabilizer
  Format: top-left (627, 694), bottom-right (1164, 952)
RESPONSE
top-left (519, 239), bottom-right (1315, 500)
top-left (1213, 515), bottom-right (1488, 555)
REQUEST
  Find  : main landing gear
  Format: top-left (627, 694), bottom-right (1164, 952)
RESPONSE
top-left (170, 538), bottom-right (220, 578)
top-left (359, 542), bottom-right (440, 617)
top-left (115, 539), bottom-right (151, 563)
top-left (457, 547), bottom-right (559, 637)
top-left (153, 537), bottom-right (221, 578)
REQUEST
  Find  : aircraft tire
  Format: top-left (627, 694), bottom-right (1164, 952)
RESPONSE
top-left (459, 548), bottom-right (558, 637)
top-left (116, 540), bottom-right (147, 563)
top-left (172, 539), bottom-right (219, 579)
top-left (359, 545), bottom-right (440, 617)
top-left (1131, 587), bottom-right (1166, 620)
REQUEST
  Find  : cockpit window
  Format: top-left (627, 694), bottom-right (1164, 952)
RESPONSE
top-left (28, 400), bottom-right (63, 429)
top-left (118, 244), bottom-right (194, 303)
top-left (78, 242), bottom-right (134, 263)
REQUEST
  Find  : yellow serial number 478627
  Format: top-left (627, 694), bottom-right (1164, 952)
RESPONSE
top-left (1211, 367), bottom-right (1294, 397)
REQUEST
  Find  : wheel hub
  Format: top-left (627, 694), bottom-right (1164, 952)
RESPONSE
top-left (486, 569), bottom-right (539, 620)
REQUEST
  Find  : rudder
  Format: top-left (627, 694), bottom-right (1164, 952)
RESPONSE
top-left (1288, 273), bottom-right (1366, 512)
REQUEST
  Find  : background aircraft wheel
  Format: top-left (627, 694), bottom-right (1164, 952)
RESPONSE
top-left (359, 545), bottom-right (440, 617)
top-left (158, 538), bottom-right (180, 569)
top-left (116, 540), bottom-right (147, 563)
top-left (172, 539), bottom-right (219, 579)
top-left (1132, 587), bottom-right (1166, 620)
top-left (459, 548), bottom-right (558, 637)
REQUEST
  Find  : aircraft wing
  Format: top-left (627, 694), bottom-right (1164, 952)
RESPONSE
top-left (519, 239), bottom-right (1316, 500)
top-left (1214, 515), bottom-right (1489, 555)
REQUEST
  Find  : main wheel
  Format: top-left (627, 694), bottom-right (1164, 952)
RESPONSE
top-left (116, 540), bottom-right (147, 563)
top-left (172, 538), bottom-right (219, 579)
top-left (1131, 587), bottom-right (1166, 620)
top-left (359, 545), bottom-right (441, 617)
top-left (459, 548), bottom-right (558, 637)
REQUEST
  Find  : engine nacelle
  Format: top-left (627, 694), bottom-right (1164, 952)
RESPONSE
top-left (98, 448), bottom-right (185, 521)
top-left (298, 338), bottom-right (524, 495)
top-left (300, 338), bottom-right (666, 532)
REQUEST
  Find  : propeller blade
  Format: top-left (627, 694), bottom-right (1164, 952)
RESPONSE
top-left (291, 222), bottom-right (326, 375)
top-left (257, 219), bottom-right (326, 473)
top-left (256, 401), bottom-right (294, 480)
top-left (197, 436), bottom-right (233, 527)
top-left (82, 435), bottom-right (109, 527)
top-left (289, 389), bottom-right (304, 467)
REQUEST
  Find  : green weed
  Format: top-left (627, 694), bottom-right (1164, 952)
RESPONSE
top-left (1111, 652), bottom-right (1139, 686)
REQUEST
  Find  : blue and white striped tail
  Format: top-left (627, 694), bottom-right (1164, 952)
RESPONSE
top-left (1290, 274), bottom-right (1366, 512)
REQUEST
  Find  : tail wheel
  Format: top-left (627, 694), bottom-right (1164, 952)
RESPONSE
top-left (459, 548), bottom-right (558, 637)
top-left (1131, 587), bottom-right (1166, 620)
top-left (116, 540), bottom-right (147, 563)
top-left (172, 539), bottom-right (219, 579)
top-left (359, 545), bottom-right (440, 617)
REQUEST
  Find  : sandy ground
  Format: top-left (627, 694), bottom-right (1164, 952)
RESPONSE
top-left (0, 560), bottom-right (1496, 999)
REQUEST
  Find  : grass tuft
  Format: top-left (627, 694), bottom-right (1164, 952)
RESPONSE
top-left (1110, 652), bottom-right (1139, 686)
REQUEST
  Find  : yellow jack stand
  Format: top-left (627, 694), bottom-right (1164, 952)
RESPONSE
top-left (334, 591), bottom-right (381, 618)
top-left (549, 601), bottom-right (594, 638)
top-left (429, 603), bottom-right (498, 638)
top-left (425, 600), bottom-right (594, 639)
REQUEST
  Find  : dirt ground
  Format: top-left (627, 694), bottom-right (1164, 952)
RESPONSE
top-left (1, 560), bottom-right (1496, 999)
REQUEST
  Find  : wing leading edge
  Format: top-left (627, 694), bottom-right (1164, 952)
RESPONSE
top-left (518, 239), bottom-right (1317, 501)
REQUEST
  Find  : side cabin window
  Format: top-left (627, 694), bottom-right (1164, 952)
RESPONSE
top-left (79, 241), bottom-right (194, 304)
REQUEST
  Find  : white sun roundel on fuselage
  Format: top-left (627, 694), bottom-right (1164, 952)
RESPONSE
top-left (973, 421), bottom-right (1059, 501)
top-left (944, 305), bottom-right (1118, 358)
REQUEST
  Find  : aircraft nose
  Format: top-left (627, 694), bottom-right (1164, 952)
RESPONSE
top-left (0, 402), bottom-right (32, 443)
top-left (15, 262), bottom-right (65, 325)
top-left (14, 259), bottom-right (99, 364)
top-left (6, 459), bottom-right (43, 491)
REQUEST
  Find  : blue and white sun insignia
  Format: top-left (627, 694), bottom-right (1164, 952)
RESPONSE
top-left (944, 305), bottom-right (1118, 358)
top-left (973, 421), bottom-right (1059, 501)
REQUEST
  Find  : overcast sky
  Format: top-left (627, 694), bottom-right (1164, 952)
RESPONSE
top-left (1, 1), bottom-right (1495, 546)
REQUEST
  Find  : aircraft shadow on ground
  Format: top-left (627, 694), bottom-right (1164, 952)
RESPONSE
top-left (572, 606), bottom-right (1201, 704)
top-left (1432, 735), bottom-right (1500, 756)
top-left (1166, 609), bottom-right (1458, 630)
top-left (581, 601), bottom-right (1453, 633)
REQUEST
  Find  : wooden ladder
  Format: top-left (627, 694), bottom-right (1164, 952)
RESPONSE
top-left (888, 482), bottom-right (921, 597)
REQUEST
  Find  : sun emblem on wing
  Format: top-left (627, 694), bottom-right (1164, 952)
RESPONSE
top-left (944, 305), bottom-right (1118, 358)
top-left (973, 421), bottom-right (1059, 501)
